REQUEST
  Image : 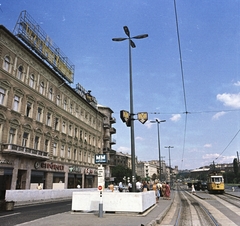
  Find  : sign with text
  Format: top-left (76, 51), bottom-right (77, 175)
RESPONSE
top-left (95, 154), bottom-right (107, 164)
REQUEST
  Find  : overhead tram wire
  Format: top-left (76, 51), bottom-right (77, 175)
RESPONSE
top-left (173, 0), bottom-right (189, 170)
top-left (215, 128), bottom-right (240, 161)
top-left (148, 109), bottom-right (240, 115)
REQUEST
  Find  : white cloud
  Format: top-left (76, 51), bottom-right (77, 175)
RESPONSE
top-left (145, 121), bottom-right (153, 129)
top-left (136, 136), bottom-right (144, 141)
top-left (202, 153), bottom-right (220, 160)
top-left (170, 114), bottom-right (181, 122)
top-left (212, 111), bottom-right (226, 120)
top-left (233, 81), bottom-right (240, 86)
top-left (204, 144), bottom-right (212, 148)
top-left (117, 146), bottom-right (130, 152)
top-left (217, 92), bottom-right (240, 108)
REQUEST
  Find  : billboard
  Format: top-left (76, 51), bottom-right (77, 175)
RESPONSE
top-left (13, 10), bottom-right (74, 83)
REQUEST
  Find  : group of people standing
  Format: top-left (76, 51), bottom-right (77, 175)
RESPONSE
top-left (153, 181), bottom-right (171, 202)
top-left (117, 180), bottom-right (171, 202)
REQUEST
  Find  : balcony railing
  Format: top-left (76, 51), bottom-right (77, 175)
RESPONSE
top-left (2, 144), bottom-right (49, 160)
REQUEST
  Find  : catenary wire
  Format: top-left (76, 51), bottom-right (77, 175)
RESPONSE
top-left (173, 0), bottom-right (188, 169)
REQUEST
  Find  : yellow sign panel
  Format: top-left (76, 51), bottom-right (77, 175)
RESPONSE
top-left (137, 112), bottom-right (148, 124)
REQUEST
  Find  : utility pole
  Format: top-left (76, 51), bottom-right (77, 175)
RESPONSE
top-left (165, 146), bottom-right (174, 187)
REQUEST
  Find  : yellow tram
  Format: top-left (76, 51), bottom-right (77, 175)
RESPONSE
top-left (207, 172), bottom-right (224, 194)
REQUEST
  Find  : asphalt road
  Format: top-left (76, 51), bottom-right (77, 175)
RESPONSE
top-left (0, 200), bottom-right (72, 226)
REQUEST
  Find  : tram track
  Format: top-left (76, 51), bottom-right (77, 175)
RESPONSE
top-left (159, 186), bottom-right (219, 226)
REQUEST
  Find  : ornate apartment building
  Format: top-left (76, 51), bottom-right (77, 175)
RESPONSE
top-left (0, 19), bottom-right (112, 194)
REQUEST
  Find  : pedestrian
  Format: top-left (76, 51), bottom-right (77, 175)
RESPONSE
top-left (136, 180), bottom-right (142, 192)
top-left (142, 181), bottom-right (148, 192)
top-left (153, 182), bottom-right (160, 203)
top-left (118, 182), bottom-right (123, 192)
top-left (192, 184), bottom-right (196, 194)
top-left (77, 184), bottom-right (81, 189)
top-left (157, 181), bottom-right (162, 197)
top-left (165, 182), bottom-right (171, 199)
top-left (37, 183), bottom-right (42, 190)
top-left (128, 182), bottom-right (132, 192)
top-left (162, 182), bottom-right (166, 199)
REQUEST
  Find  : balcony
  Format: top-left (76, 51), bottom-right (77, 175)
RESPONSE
top-left (110, 138), bottom-right (116, 145)
top-left (110, 117), bottom-right (116, 124)
top-left (2, 144), bottom-right (49, 160)
top-left (109, 127), bottom-right (116, 134)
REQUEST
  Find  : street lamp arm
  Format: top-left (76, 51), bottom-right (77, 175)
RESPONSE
top-left (123, 26), bottom-right (130, 37)
top-left (112, 38), bottom-right (128, 42)
top-left (132, 34), bottom-right (148, 39)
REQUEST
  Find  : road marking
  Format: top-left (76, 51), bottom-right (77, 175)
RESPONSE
top-left (0, 212), bottom-right (20, 218)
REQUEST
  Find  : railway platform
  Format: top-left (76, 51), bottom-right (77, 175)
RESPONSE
top-left (16, 191), bottom-right (175, 226)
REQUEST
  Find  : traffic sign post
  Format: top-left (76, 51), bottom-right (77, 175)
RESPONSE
top-left (98, 166), bottom-right (104, 218)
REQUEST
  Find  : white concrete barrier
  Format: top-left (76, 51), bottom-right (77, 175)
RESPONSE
top-left (5, 188), bottom-right (96, 206)
top-left (72, 191), bottom-right (156, 213)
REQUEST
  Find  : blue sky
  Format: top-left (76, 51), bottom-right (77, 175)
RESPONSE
top-left (1, 0), bottom-right (240, 170)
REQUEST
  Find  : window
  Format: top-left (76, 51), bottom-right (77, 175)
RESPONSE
top-left (22, 132), bottom-right (29, 147)
top-left (39, 81), bottom-right (44, 95)
top-left (3, 56), bottom-right (10, 72)
top-left (67, 147), bottom-right (71, 159)
top-left (62, 121), bottom-right (66, 133)
top-left (79, 151), bottom-right (82, 162)
top-left (46, 112), bottom-right (52, 126)
top-left (26, 102), bottom-right (32, 117)
top-left (17, 66), bottom-right (23, 80)
top-left (56, 95), bottom-right (60, 106)
top-left (13, 95), bottom-right (20, 111)
top-left (61, 145), bottom-right (65, 158)
top-left (48, 88), bottom-right (53, 101)
top-left (0, 88), bottom-right (6, 105)
top-left (70, 104), bottom-right (73, 114)
top-left (74, 128), bottom-right (78, 138)
top-left (63, 99), bottom-right (67, 110)
top-left (54, 117), bottom-right (59, 130)
top-left (29, 74), bottom-right (35, 88)
top-left (73, 149), bottom-right (77, 161)
top-left (53, 143), bottom-right (57, 156)
top-left (44, 139), bottom-right (49, 152)
top-left (8, 128), bottom-right (16, 144)
top-left (69, 125), bottom-right (72, 136)
top-left (34, 136), bottom-right (39, 149)
top-left (80, 130), bottom-right (83, 140)
top-left (37, 107), bottom-right (42, 122)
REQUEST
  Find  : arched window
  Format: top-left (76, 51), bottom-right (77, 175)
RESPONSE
top-left (56, 95), bottom-right (60, 106)
top-left (17, 65), bottom-right (24, 80)
top-left (3, 56), bottom-right (10, 72)
top-left (29, 74), bottom-right (35, 88)
top-left (48, 87), bottom-right (53, 100)
top-left (39, 81), bottom-right (44, 94)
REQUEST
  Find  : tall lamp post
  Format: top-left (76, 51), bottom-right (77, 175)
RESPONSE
top-left (112, 26), bottom-right (148, 192)
top-left (150, 119), bottom-right (166, 182)
top-left (165, 146), bottom-right (174, 187)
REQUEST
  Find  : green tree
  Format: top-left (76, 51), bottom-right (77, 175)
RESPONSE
top-left (111, 165), bottom-right (132, 184)
top-left (233, 158), bottom-right (239, 176)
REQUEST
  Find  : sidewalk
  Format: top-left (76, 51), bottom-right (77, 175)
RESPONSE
top-left (16, 191), bottom-right (175, 226)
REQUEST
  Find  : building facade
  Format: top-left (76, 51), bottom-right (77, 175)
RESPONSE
top-left (97, 105), bottom-right (116, 186)
top-left (0, 24), bottom-right (106, 193)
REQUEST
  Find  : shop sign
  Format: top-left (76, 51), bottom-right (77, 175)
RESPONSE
top-left (69, 165), bottom-right (82, 173)
top-left (34, 161), bottom-right (64, 171)
top-left (0, 159), bottom-right (13, 165)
